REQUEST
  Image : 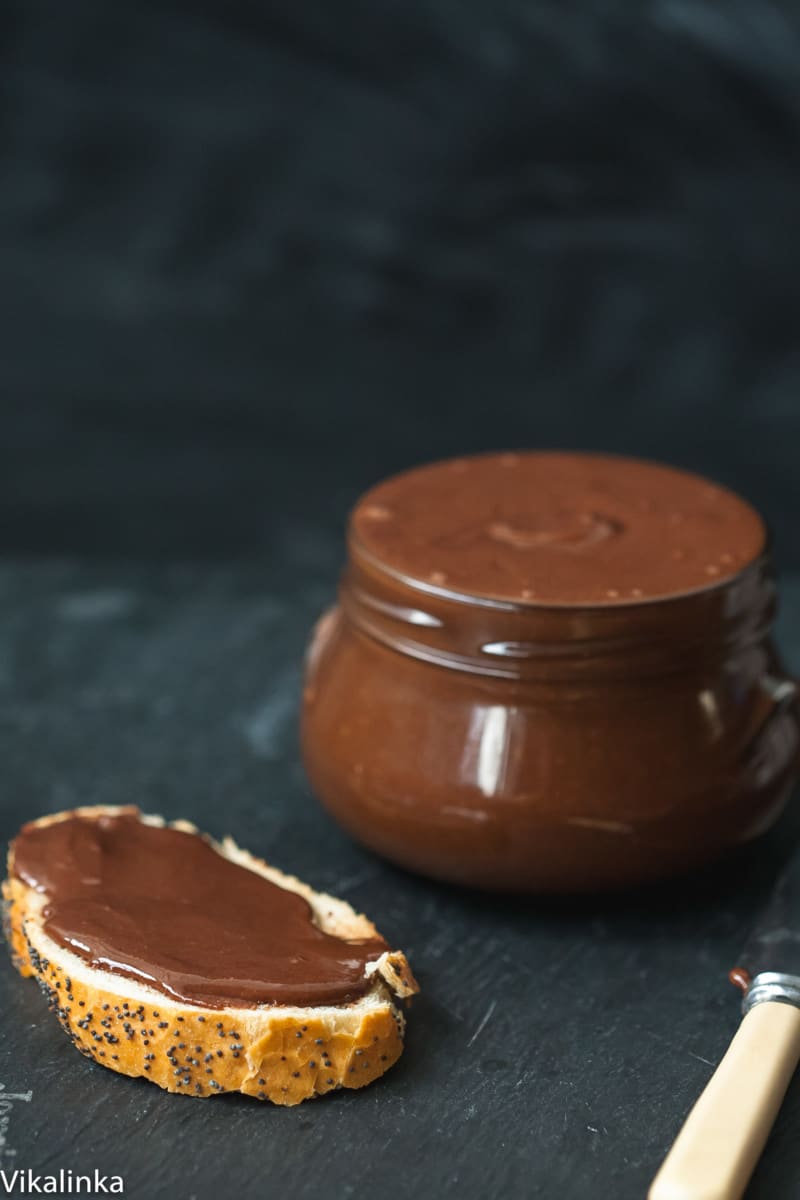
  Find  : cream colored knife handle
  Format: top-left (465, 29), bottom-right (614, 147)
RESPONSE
top-left (649, 1000), bottom-right (800, 1200)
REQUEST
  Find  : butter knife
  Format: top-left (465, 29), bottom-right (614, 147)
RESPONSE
top-left (650, 841), bottom-right (800, 1200)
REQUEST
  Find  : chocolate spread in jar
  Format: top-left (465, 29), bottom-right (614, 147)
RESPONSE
top-left (352, 452), bottom-right (766, 606)
top-left (303, 451), bottom-right (798, 892)
top-left (11, 811), bottom-right (387, 1007)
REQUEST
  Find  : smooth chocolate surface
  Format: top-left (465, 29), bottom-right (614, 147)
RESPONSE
top-left (352, 452), bottom-right (766, 606)
top-left (12, 811), bottom-right (387, 1007)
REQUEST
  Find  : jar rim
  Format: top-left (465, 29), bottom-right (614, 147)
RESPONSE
top-left (348, 526), bottom-right (774, 616)
top-left (342, 538), bottom-right (777, 682)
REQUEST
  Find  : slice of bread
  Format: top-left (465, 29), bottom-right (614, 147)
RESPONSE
top-left (2, 806), bottom-right (418, 1106)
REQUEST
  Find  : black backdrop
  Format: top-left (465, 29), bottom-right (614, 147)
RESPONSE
top-left (1, 0), bottom-right (798, 562)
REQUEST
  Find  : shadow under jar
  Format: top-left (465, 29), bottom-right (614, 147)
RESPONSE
top-left (302, 452), bottom-right (799, 892)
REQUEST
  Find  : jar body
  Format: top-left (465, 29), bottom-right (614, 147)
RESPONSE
top-left (301, 570), bottom-right (799, 892)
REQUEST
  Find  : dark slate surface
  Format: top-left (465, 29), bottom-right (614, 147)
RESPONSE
top-left (0, 558), bottom-right (798, 1200)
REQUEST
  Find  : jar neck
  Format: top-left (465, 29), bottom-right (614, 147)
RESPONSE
top-left (341, 543), bottom-right (776, 681)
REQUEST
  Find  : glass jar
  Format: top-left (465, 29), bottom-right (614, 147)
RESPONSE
top-left (301, 454), bottom-right (799, 892)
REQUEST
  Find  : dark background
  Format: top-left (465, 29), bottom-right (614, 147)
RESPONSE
top-left (1, 0), bottom-right (798, 560)
top-left (1, 4), bottom-right (800, 1199)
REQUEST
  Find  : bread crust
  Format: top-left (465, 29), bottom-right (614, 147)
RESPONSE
top-left (2, 807), bottom-right (418, 1106)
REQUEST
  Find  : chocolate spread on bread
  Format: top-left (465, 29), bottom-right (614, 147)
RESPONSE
top-left (12, 811), bottom-right (388, 1007)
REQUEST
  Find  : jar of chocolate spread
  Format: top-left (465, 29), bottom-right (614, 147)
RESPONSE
top-left (301, 452), bottom-right (799, 892)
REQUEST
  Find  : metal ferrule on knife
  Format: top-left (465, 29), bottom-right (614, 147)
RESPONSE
top-left (743, 970), bottom-right (800, 1012)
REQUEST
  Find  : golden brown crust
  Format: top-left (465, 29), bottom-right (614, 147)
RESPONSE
top-left (2, 876), bottom-right (33, 977)
top-left (2, 809), bottom-right (417, 1107)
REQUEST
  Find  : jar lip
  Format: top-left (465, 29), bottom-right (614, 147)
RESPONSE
top-left (348, 527), bottom-right (774, 616)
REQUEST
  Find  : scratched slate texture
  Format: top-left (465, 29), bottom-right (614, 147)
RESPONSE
top-left (0, 559), bottom-right (797, 1200)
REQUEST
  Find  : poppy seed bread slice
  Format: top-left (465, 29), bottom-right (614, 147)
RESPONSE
top-left (2, 806), bottom-right (418, 1106)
